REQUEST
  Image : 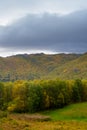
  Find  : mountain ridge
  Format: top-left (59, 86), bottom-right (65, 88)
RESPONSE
top-left (0, 53), bottom-right (86, 81)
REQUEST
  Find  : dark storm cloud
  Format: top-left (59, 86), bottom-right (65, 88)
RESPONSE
top-left (0, 10), bottom-right (87, 53)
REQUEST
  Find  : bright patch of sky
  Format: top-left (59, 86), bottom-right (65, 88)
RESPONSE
top-left (0, 0), bottom-right (87, 25)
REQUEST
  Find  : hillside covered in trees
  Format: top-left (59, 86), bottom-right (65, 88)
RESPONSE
top-left (0, 53), bottom-right (87, 81)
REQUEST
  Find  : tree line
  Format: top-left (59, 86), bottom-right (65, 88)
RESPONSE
top-left (0, 79), bottom-right (87, 113)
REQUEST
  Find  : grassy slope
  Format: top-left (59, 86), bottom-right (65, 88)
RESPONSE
top-left (1, 103), bottom-right (87, 130)
top-left (0, 53), bottom-right (80, 80)
top-left (0, 53), bottom-right (87, 80)
top-left (48, 53), bottom-right (87, 79)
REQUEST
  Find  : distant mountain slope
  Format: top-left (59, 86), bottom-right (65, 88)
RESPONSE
top-left (0, 53), bottom-right (86, 81)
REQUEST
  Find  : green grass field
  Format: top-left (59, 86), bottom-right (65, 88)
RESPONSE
top-left (1, 102), bottom-right (87, 130)
top-left (42, 102), bottom-right (87, 121)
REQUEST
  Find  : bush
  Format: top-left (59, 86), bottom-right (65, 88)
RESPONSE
top-left (0, 111), bottom-right (7, 118)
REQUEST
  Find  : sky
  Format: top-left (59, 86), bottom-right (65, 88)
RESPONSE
top-left (0, 0), bottom-right (87, 57)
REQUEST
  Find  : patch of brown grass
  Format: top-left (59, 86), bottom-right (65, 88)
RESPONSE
top-left (1, 114), bottom-right (87, 130)
top-left (9, 113), bottom-right (51, 121)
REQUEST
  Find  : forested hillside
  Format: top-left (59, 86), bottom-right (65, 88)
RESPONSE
top-left (0, 53), bottom-right (87, 81)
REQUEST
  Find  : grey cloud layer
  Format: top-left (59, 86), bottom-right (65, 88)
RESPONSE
top-left (0, 10), bottom-right (87, 53)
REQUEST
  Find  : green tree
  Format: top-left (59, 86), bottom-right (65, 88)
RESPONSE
top-left (0, 82), bottom-right (4, 109)
top-left (72, 79), bottom-right (83, 102)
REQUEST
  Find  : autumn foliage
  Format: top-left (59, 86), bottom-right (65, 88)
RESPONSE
top-left (0, 79), bottom-right (87, 113)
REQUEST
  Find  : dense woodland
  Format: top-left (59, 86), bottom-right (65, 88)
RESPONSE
top-left (0, 79), bottom-right (87, 113)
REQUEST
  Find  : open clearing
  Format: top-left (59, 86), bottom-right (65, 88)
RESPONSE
top-left (1, 102), bottom-right (87, 130)
top-left (42, 102), bottom-right (87, 121)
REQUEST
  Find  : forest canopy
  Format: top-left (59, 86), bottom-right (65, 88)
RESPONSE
top-left (0, 79), bottom-right (87, 113)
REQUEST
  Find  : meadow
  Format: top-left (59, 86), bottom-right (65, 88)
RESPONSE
top-left (42, 102), bottom-right (87, 121)
top-left (1, 103), bottom-right (87, 130)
